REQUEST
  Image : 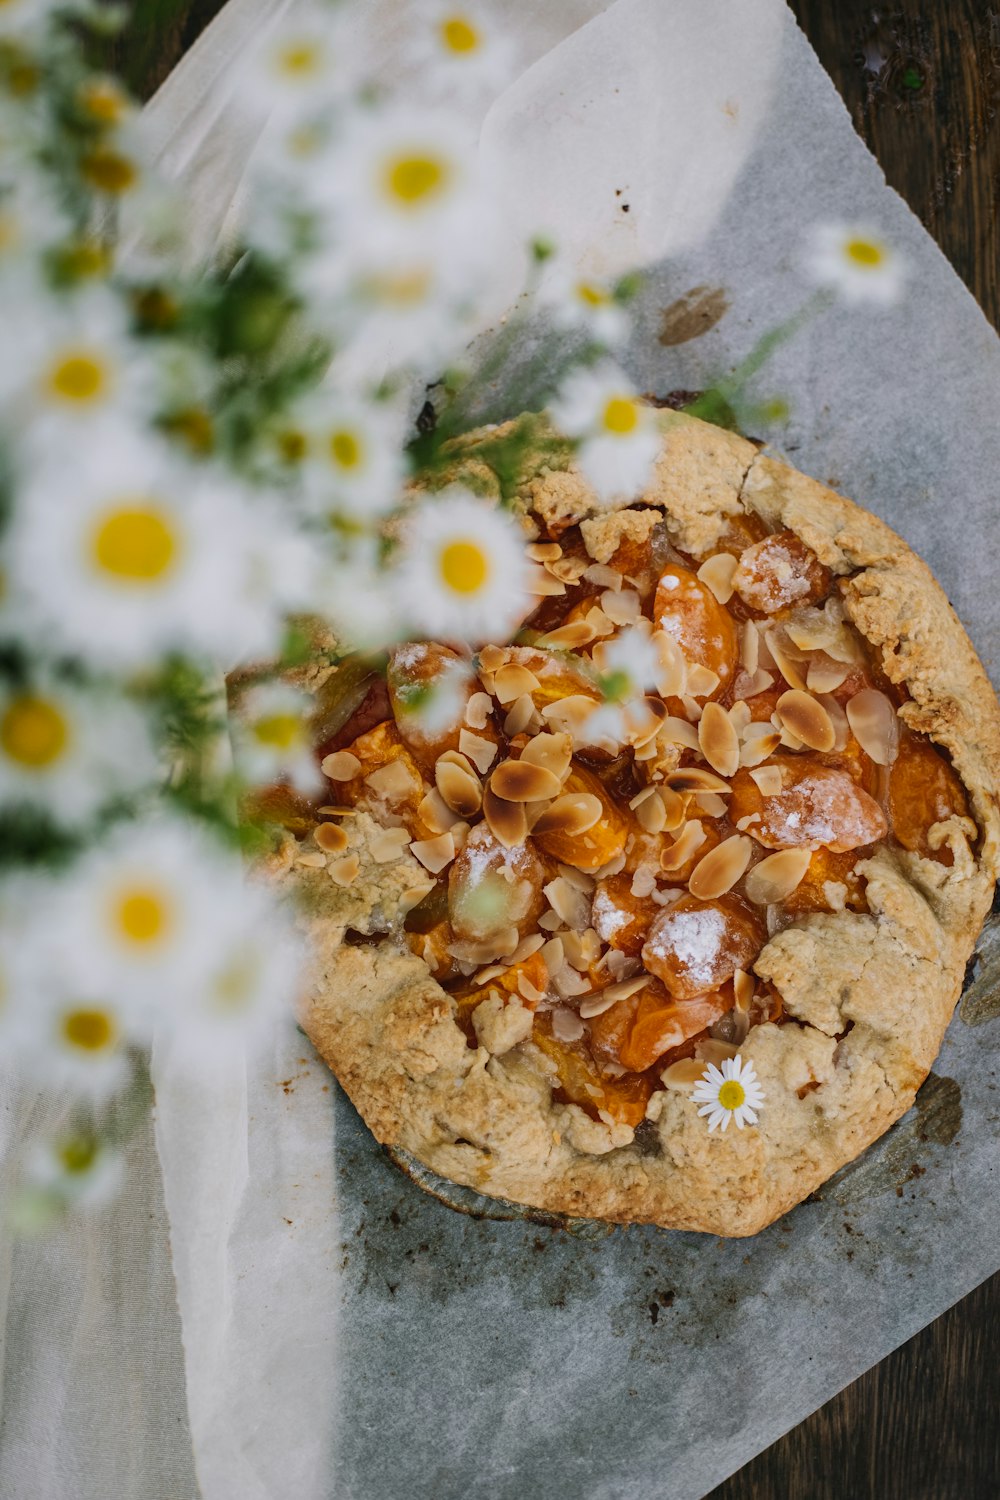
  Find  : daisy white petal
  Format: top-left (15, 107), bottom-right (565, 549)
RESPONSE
top-left (23, 1135), bottom-right (125, 1210)
top-left (691, 1053), bottom-right (766, 1132)
top-left (539, 261), bottom-right (630, 346)
top-left (804, 222), bottom-right (907, 306)
top-left (549, 361), bottom-right (659, 505)
top-left (233, 680), bottom-right (321, 795)
top-left (407, 3), bottom-right (517, 103)
top-left (291, 390), bottom-right (409, 520)
top-left (238, 3), bottom-right (360, 123)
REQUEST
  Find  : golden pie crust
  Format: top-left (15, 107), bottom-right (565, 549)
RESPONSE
top-left (277, 410), bottom-right (1000, 1237)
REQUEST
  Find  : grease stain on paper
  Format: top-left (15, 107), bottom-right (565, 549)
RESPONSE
top-left (657, 285), bottom-right (729, 345)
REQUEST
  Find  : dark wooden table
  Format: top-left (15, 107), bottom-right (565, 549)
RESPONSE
top-left (110, 3), bottom-right (1000, 1495)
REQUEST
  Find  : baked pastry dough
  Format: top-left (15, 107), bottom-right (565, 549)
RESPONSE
top-left (264, 410), bottom-right (1000, 1236)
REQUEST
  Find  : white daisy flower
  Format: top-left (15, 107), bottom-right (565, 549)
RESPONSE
top-left (160, 880), bottom-right (302, 1067)
top-left (392, 648), bottom-right (473, 737)
top-left (232, 680), bottom-right (321, 795)
top-left (22, 1134), bottom-right (125, 1212)
top-left (408, 3), bottom-right (517, 103)
top-left (539, 261), bottom-right (630, 346)
top-left (0, 172), bottom-right (70, 275)
top-left (593, 625), bottom-right (661, 699)
top-left (23, 982), bottom-right (141, 1100)
top-left (549, 361), bottom-right (660, 505)
top-left (804, 223), bottom-right (907, 306)
top-left (0, 0), bottom-right (60, 39)
top-left (6, 432), bottom-right (288, 669)
top-left (0, 675), bottom-right (157, 826)
top-left (692, 1054), bottom-right (766, 1132)
top-left (318, 538), bottom-right (404, 652)
top-left (292, 391), bottom-right (409, 520)
top-left (238, 4), bottom-right (359, 123)
top-left (394, 487), bottom-right (530, 642)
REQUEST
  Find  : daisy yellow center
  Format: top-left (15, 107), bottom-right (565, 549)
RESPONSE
top-left (368, 267), bottom-right (432, 306)
top-left (80, 148), bottom-right (138, 195)
top-left (279, 428), bottom-right (307, 463)
top-left (114, 887), bottom-right (172, 948)
top-left (330, 429), bottom-right (363, 470)
top-left (1, 695), bottom-right (69, 769)
top-left (253, 712), bottom-right (301, 750)
top-left (79, 79), bottom-right (127, 124)
top-left (602, 396), bottom-right (639, 435)
top-left (577, 282), bottom-right (609, 307)
top-left (62, 1007), bottom-right (116, 1052)
top-left (717, 1079), bottom-right (745, 1111)
top-left (439, 539), bottom-right (488, 595)
top-left (385, 153), bottom-right (450, 207)
top-left (845, 238), bottom-right (884, 268)
top-left (441, 16), bottom-right (480, 53)
top-left (46, 350), bottom-right (109, 405)
top-left (60, 1135), bottom-right (99, 1173)
top-left (92, 506), bottom-right (177, 583)
top-left (277, 42), bottom-right (321, 77)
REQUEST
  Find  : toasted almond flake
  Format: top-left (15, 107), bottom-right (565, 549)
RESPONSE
top-left (658, 786), bottom-right (687, 833)
top-left (775, 689), bottom-right (836, 752)
top-left (693, 791), bottom-right (728, 819)
top-left (494, 663), bottom-right (542, 704)
top-left (740, 621), bottom-right (760, 674)
top-left (806, 656), bottom-right (850, 694)
top-left (435, 756), bottom-right (483, 817)
top-left (527, 540), bottom-right (562, 562)
top-left (631, 864), bottom-right (658, 898)
top-left (450, 820), bottom-right (471, 852)
top-left (593, 851), bottom-right (628, 879)
top-left (409, 831), bottom-right (456, 874)
top-left (665, 766), bottom-right (731, 795)
top-left (502, 694), bottom-right (533, 737)
top-left (652, 633), bottom-right (688, 699)
top-left (541, 695), bottom-right (599, 733)
top-left (474, 964), bottom-right (506, 986)
top-left (317, 805), bottom-right (355, 816)
top-left (538, 909), bottom-right (564, 931)
top-left (735, 812), bottom-right (761, 830)
top-left (540, 937), bottom-right (566, 976)
top-left (697, 701), bottom-right (740, 777)
top-left (459, 729), bottom-right (498, 775)
top-left (519, 974), bottom-right (546, 1005)
top-left (733, 667), bottom-right (776, 701)
top-left (846, 688), bottom-right (899, 765)
top-left (767, 629), bottom-right (808, 691)
top-left (739, 730), bottom-right (781, 767)
top-left (321, 750), bottom-right (361, 780)
top-left (634, 789), bottom-right (667, 835)
top-left (531, 792), bottom-right (603, 837)
top-left (745, 846), bottom-right (812, 905)
top-left (399, 881), bottom-right (437, 915)
top-left (365, 758), bottom-right (417, 797)
top-left (556, 863), bottom-right (596, 894)
top-left (525, 564), bottom-right (566, 597)
top-left (661, 1057), bottom-right (709, 1090)
top-left (600, 588), bottom-right (641, 625)
top-left (583, 563), bottom-right (623, 589)
top-left (465, 691), bottom-right (493, 730)
top-left (585, 605), bottom-right (616, 639)
top-left (328, 853), bottom-right (360, 886)
top-left (491, 758), bottom-right (562, 802)
top-left (549, 555), bottom-right (589, 584)
top-left (817, 693), bottom-right (850, 752)
top-left (552, 965), bottom-right (592, 999)
top-left (564, 927), bottom-right (601, 968)
top-left (544, 876), bottom-right (591, 930)
top-left (579, 990), bottom-right (623, 1019)
top-left (448, 928), bottom-right (520, 964)
top-left (479, 644), bottom-right (506, 672)
top-left (370, 826), bottom-right (412, 862)
top-left (510, 932), bottom-right (546, 965)
top-left (728, 701), bottom-right (752, 735)
top-left (661, 716), bottom-right (700, 751)
top-left (295, 851), bottom-right (327, 869)
top-left (520, 730), bottom-right (573, 781)
top-left (418, 788), bottom-right (463, 834)
top-left (688, 834), bottom-right (752, 899)
top-left (536, 620), bottom-right (597, 650)
top-left (749, 765), bottom-right (784, 795)
top-left (695, 1039), bottom-right (740, 1065)
top-left (659, 820), bottom-right (707, 872)
top-left (733, 969), bottom-right (754, 1012)
top-left (686, 664), bottom-right (722, 698)
top-left (697, 552), bottom-right (739, 604)
top-left (482, 784), bottom-right (529, 848)
top-left (315, 822), bottom-right (349, 854)
top-left (551, 1006), bottom-right (586, 1042)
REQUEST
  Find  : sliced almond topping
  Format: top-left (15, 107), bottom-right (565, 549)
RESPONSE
top-left (540, 936), bottom-right (566, 976)
top-left (418, 788), bottom-right (462, 834)
top-left (510, 931), bottom-right (546, 964)
top-left (328, 853), bottom-right (360, 886)
top-left (494, 662), bottom-right (541, 704)
top-left (551, 1007), bottom-right (586, 1044)
top-left (563, 927), bottom-right (601, 969)
top-left (695, 1038), bottom-right (740, 1065)
top-left (600, 588), bottom-right (641, 626)
top-left (728, 700), bottom-right (751, 735)
top-left (579, 990), bottom-right (623, 1019)
top-left (409, 831), bottom-right (456, 874)
top-left (527, 540), bottom-right (562, 562)
top-left (733, 969), bottom-right (754, 1012)
top-left (688, 834), bottom-right (752, 899)
top-left (652, 632), bottom-right (688, 699)
top-left (775, 689), bottom-right (835, 752)
top-left (739, 729), bottom-right (781, 767)
top-left (659, 820), bottom-right (707, 873)
top-left (526, 567), bottom-right (567, 598)
top-left (661, 1057), bottom-right (710, 1090)
top-left (538, 909), bottom-right (564, 931)
top-left (665, 766), bottom-right (731, 795)
top-left (518, 974), bottom-right (546, 1006)
top-left (435, 755), bottom-right (483, 817)
top-left (659, 785), bottom-right (687, 833)
top-left (817, 693), bottom-right (850, 752)
top-left (733, 667), bottom-right (775, 702)
top-left (448, 929), bottom-right (520, 964)
top-left (744, 846), bottom-right (812, 905)
top-left (735, 813), bottom-right (761, 831)
top-left (503, 694), bottom-right (535, 737)
top-left (536, 620), bottom-right (597, 650)
top-left (321, 750), bottom-right (361, 780)
top-left (584, 606), bottom-right (615, 639)
top-left (458, 728), bottom-right (498, 775)
top-left (549, 555), bottom-right (589, 584)
top-left (520, 730), bottom-right (573, 780)
top-left (552, 965), bottom-right (592, 1000)
top-left (491, 758), bottom-right (562, 802)
top-left (540, 695), bottom-right (599, 734)
top-left (806, 656), bottom-right (850, 695)
top-left (630, 787), bottom-right (666, 836)
top-left (661, 716), bottom-right (700, 751)
top-left (583, 563), bottom-right (623, 590)
top-left (314, 822), bottom-right (349, 854)
top-left (464, 691), bottom-right (493, 730)
top-left (686, 664), bottom-right (721, 699)
top-left (399, 881), bottom-right (437, 914)
top-left (365, 758), bottom-right (417, 797)
top-left (740, 620), bottom-right (760, 674)
top-left (370, 825), bottom-right (412, 863)
top-left (317, 805), bottom-right (355, 816)
top-left (482, 784), bottom-right (528, 848)
top-left (846, 688), bottom-right (899, 765)
top-left (544, 876), bottom-right (591, 930)
top-left (767, 629), bottom-right (808, 691)
top-left (749, 765), bottom-right (784, 795)
top-left (693, 791), bottom-right (728, 819)
top-left (479, 643), bottom-right (506, 672)
top-left (295, 851), bottom-right (327, 869)
top-left (531, 792), bottom-right (603, 836)
top-left (697, 552), bottom-right (739, 604)
top-left (697, 701), bottom-right (740, 778)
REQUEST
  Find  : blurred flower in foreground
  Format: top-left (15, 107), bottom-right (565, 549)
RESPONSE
top-left (408, 2), bottom-right (517, 102)
top-left (394, 487), bottom-right (530, 641)
top-left (550, 360), bottom-right (660, 504)
top-left (232, 680), bottom-right (320, 794)
top-left (539, 261), bottom-right (630, 346)
top-left (804, 223), bottom-right (907, 306)
top-left (239, 2), bottom-right (358, 122)
top-left (22, 1135), bottom-right (125, 1213)
top-left (289, 390), bottom-right (409, 520)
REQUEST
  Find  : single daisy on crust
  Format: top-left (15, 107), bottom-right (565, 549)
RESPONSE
top-left (549, 361), bottom-right (660, 505)
top-left (692, 1054), bottom-right (765, 1132)
top-left (804, 222), bottom-right (907, 306)
top-left (394, 487), bottom-right (530, 642)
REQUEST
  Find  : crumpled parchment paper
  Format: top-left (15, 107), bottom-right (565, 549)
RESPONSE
top-left (2, 3), bottom-right (998, 1498)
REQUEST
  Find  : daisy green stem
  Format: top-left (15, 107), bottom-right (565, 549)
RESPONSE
top-left (684, 289), bottom-right (832, 428)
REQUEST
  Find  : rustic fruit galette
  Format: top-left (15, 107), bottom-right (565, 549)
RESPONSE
top-left (256, 410), bottom-right (1000, 1236)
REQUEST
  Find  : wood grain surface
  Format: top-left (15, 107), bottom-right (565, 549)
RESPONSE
top-left (110, 2), bottom-right (1000, 1495)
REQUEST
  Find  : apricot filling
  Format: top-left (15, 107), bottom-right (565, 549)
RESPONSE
top-left (286, 503), bottom-right (975, 1131)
